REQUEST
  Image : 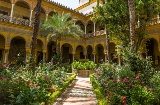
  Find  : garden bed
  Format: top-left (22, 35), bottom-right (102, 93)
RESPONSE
top-left (46, 73), bottom-right (76, 104)
top-left (90, 74), bottom-right (107, 105)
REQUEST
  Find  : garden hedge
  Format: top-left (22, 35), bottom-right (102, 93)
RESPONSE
top-left (47, 73), bottom-right (76, 104)
top-left (90, 74), bottom-right (107, 105)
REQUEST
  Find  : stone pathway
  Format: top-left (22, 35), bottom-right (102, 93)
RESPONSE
top-left (54, 76), bottom-right (98, 105)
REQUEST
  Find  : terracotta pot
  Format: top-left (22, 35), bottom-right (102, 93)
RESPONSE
top-left (88, 70), bottom-right (95, 76)
top-left (78, 70), bottom-right (89, 77)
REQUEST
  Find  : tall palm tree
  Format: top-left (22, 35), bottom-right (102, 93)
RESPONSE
top-left (41, 12), bottom-right (84, 59)
top-left (128, 0), bottom-right (135, 52)
top-left (29, 0), bottom-right (42, 71)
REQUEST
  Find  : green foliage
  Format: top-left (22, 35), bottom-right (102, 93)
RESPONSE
top-left (120, 46), bottom-right (155, 84)
top-left (92, 0), bottom-right (160, 50)
top-left (40, 12), bottom-right (84, 41)
top-left (48, 73), bottom-right (76, 104)
top-left (94, 63), bottom-right (156, 104)
top-left (92, 45), bottom-right (160, 104)
top-left (0, 62), bottom-right (69, 105)
top-left (72, 61), bottom-right (96, 70)
top-left (90, 74), bottom-right (107, 105)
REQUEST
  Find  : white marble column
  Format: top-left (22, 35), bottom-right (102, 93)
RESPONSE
top-left (10, 3), bottom-right (15, 22)
top-left (104, 54), bottom-right (107, 62)
top-left (157, 15), bottom-right (160, 23)
top-left (4, 50), bottom-right (8, 63)
top-left (46, 14), bottom-right (48, 20)
top-left (93, 54), bottom-right (96, 63)
top-left (93, 22), bottom-right (96, 36)
top-left (118, 55), bottom-right (121, 66)
top-left (84, 25), bottom-right (87, 34)
top-left (43, 52), bottom-right (46, 62)
top-left (25, 51), bottom-right (29, 62)
top-left (29, 10), bottom-right (33, 26)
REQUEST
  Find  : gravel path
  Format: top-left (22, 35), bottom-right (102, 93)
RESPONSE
top-left (54, 76), bottom-right (98, 105)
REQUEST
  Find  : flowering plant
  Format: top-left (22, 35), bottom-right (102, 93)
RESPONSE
top-left (94, 62), bottom-right (157, 105)
top-left (0, 62), bottom-right (67, 105)
top-left (72, 61), bottom-right (96, 70)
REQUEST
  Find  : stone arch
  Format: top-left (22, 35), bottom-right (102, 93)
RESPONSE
top-left (47, 41), bottom-right (56, 62)
top-left (36, 39), bottom-right (43, 63)
top-left (48, 11), bottom-right (58, 17)
top-left (8, 36), bottom-right (26, 64)
top-left (14, 0), bottom-right (30, 20)
top-left (0, 34), bottom-right (5, 63)
top-left (61, 43), bottom-right (73, 63)
top-left (95, 44), bottom-right (104, 63)
top-left (76, 45), bottom-right (85, 60)
top-left (15, 0), bottom-right (31, 9)
top-left (143, 38), bottom-right (159, 65)
top-left (86, 20), bottom-right (94, 34)
top-left (86, 45), bottom-right (93, 61)
top-left (10, 36), bottom-right (27, 45)
top-left (76, 20), bottom-right (85, 33)
top-left (110, 42), bottom-right (117, 62)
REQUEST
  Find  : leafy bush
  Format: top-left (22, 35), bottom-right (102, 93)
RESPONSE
top-left (72, 61), bottom-right (96, 70)
top-left (92, 46), bottom-right (160, 105)
top-left (0, 62), bottom-right (68, 105)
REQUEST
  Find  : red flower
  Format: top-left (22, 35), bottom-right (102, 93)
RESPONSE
top-left (141, 82), bottom-right (145, 85)
top-left (106, 92), bottom-right (110, 99)
top-left (112, 80), bottom-right (117, 83)
top-left (135, 75), bottom-right (140, 80)
top-left (50, 88), bottom-right (55, 93)
top-left (122, 96), bottom-right (127, 103)
top-left (43, 75), bottom-right (47, 79)
top-left (18, 68), bottom-right (21, 73)
top-left (29, 82), bottom-right (33, 86)
top-left (148, 88), bottom-right (152, 91)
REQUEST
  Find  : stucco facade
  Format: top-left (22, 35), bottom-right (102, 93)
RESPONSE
top-left (0, 0), bottom-right (160, 65)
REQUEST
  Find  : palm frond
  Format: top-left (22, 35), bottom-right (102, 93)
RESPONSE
top-left (40, 12), bottom-right (84, 41)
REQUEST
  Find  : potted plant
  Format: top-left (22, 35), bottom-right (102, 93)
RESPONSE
top-left (72, 61), bottom-right (96, 77)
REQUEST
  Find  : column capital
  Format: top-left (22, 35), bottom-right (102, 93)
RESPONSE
top-left (104, 51), bottom-right (107, 55)
top-left (4, 46), bottom-right (10, 50)
top-left (92, 52), bottom-right (96, 55)
top-left (72, 52), bottom-right (76, 55)
top-left (43, 50), bottom-right (47, 53)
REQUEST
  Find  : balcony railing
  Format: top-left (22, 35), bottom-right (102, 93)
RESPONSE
top-left (1, 14), bottom-right (160, 38)
top-left (0, 14), bottom-right (33, 27)
top-left (84, 30), bottom-right (106, 38)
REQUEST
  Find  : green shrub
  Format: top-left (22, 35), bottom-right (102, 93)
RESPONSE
top-left (72, 61), bottom-right (96, 70)
top-left (90, 74), bottom-right (107, 105)
top-left (0, 62), bottom-right (68, 105)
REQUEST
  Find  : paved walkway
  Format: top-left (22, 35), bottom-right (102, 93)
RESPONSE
top-left (54, 76), bottom-right (98, 105)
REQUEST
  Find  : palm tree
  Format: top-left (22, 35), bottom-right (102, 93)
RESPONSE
top-left (41, 12), bottom-right (84, 59)
top-left (128, 0), bottom-right (135, 52)
top-left (29, 0), bottom-right (42, 71)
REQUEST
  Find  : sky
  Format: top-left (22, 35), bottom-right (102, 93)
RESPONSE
top-left (52, 0), bottom-right (80, 9)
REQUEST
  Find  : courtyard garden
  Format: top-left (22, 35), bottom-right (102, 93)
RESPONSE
top-left (90, 48), bottom-right (160, 105)
top-left (0, 0), bottom-right (160, 104)
top-left (0, 60), bottom-right (76, 105)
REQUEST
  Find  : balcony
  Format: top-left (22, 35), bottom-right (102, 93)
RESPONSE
top-left (84, 30), bottom-right (106, 38)
top-left (0, 14), bottom-right (33, 27)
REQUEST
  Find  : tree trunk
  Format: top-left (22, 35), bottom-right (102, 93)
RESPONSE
top-left (105, 27), bottom-right (111, 62)
top-left (128, 0), bottom-right (136, 52)
top-left (29, 0), bottom-right (42, 71)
